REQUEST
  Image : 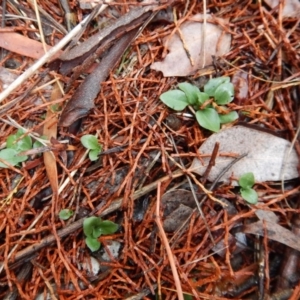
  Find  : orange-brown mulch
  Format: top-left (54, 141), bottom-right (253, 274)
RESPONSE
top-left (0, 0), bottom-right (300, 299)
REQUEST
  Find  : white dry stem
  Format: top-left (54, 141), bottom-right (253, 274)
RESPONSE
top-left (0, 2), bottom-right (110, 103)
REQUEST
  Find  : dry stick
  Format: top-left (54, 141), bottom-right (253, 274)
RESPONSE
top-left (155, 182), bottom-right (184, 300)
top-left (1, 169), bottom-right (185, 270)
top-left (0, 4), bottom-right (104, 103)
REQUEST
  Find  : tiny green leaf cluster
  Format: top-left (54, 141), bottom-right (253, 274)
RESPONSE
top-left (80, 135), bottom-right (102, 161)
top-left (59, 209), bottom-right (74, 220)
top-left (0, 129), bottom-right (33, 168)
top-left (238, 172), bottom-right (258, 204)
top-left (83, 216), bottom-right (118, 252)
top-left (159, 77), bottom-right (238, 132)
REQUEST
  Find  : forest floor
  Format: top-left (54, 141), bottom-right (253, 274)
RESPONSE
top-left (0, 0), bottom-right (300, 299)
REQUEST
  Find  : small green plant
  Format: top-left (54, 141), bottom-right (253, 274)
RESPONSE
top-left (159, 77), bottom-right (238, 132)
top-left (83, 216), bottom-right (118, 252)
top-left (80, 135), bottom-right (102, 161)
top-left (0, 130), bottom-right (48, 169)
top-left (238, 172), bottom-right (258, 204)
top-left (0, 129), bottom-right (32, 168)
top-left (59, 209), bottom-right (74, 220)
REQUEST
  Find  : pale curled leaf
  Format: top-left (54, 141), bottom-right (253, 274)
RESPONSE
top-left (150, 14), bottom-right (231, 77)
top-left (264, 0), bottom-right (300, 17)
top-left (244, 220), bottom-right (300, 252)
top-left (190, 125), bottom-right (299, 185)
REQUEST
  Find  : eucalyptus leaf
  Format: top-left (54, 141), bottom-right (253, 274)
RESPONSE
top-left (85, 237), bottom-right (101, 252)
top-left (159, 90), bottom-right (189, 111)
top-left (241, 187), bottom-right (258, 204)
top-left (219, 111), bottom-right (239, 124)
top-left (214, 82), bottom-right (234, 104)
top-left (81, 135), bottom-right (100, 150)
top-left (195, 108), bottom-right (220, 132)
top-left (178, 82), bottom-right (201, 105)
top-left (204, 77), bottom-right (230, 96)
top-left (190, 126), bottom-right (299, 184)
top-left (239, 172), bottom-right (255, 189)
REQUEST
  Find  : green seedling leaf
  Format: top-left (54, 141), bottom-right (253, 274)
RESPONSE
top-left (178, 82), bottom-right (201, 105)
top-left (0, 149), bottom-right (27, 168)
top-left (98, 220), bottom-right (118, 235)
top-left (89, 148), bottom-right (101, 161)
top-left (7, 129), bottom-right (32, 152)
top-left (92, 220), bottom-right (118, 238)
top-left (239, 172), bottom-right (255, 188)
top-left (219, 111), bottom-right (239, 124)
top-left (197, 92), bottom-right (209, 105)
top-left (85, 237), bottom-right (101, 252)
top-left (81, 135), bottom-right (100, 150)
top-left (214, 82), bottom-right (234, 104)
top-left (241, 187), bottom-right (258, 204)
top-left (59, 209), bottom-right (73, 220)
top-left (33, 136), bottom-right (48, 149)
top-left (83, 216), bottom-right (103, 237)
top-left (159, 90), bottom-right (189, 111)
top-left (183, 294), bottom-right (193, 300)
top-left (196, 108), bottom-right (220, 132)
top-left (204, 77), bottom-right (230, 97)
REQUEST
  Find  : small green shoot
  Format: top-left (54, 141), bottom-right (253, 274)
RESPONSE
top-left (83, 216), bottom-right (118, 252)
top-left (59, 209), bottom-right (74, 220)
top-left (80, 135), bottom-right (102, 161)
top-left (159, 77), bottom-right (238, 132)
top-left (238, 172), bottom-right (258, 204)
top-left (0, 129), bottom-right (33, 168)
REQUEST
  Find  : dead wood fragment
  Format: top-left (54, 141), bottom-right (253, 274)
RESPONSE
top-left (58, 28), bottom-right (139, 127)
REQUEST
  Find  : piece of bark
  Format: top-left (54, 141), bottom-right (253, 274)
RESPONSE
top-left (58, 28), bottom-right (138, 127)
top-left (57, 6), bottom-right (155, 76)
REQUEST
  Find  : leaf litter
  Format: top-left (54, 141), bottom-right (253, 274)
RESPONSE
top-left (0, 0), bottom-right (300, 299)
top-left (190, 125), bottom-right (299, 184)
top-left (150, 14), bottom-right (231, 76)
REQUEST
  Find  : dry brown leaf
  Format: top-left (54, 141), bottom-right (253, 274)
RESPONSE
top-left (244, 220), bottom-right (300, 252)
top-left (150, 14), bottom-right (231, 77)
top-left (190, 125), bottom-right (299, 184)
top-left (43, 82), bottom-right (62, 195)
top-left (0, 32), bottom-right (62, 60)
top-left (264, 0), bottom-right (300, 17)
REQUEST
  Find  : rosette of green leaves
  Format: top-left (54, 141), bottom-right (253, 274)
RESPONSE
top-left (238, 172), bottom-right (258, 204)
top-left (80, 135), bottom-right (102, 161)
top-left (83, 216), bottom-right (118, 252)
top-left (159, 77), bottom-right (238, 132)
top-left (0, 129), bottom-right (32, 168)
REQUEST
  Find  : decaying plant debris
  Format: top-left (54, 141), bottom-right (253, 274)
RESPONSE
top-left (0, 0), bottom-right (300, 299)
